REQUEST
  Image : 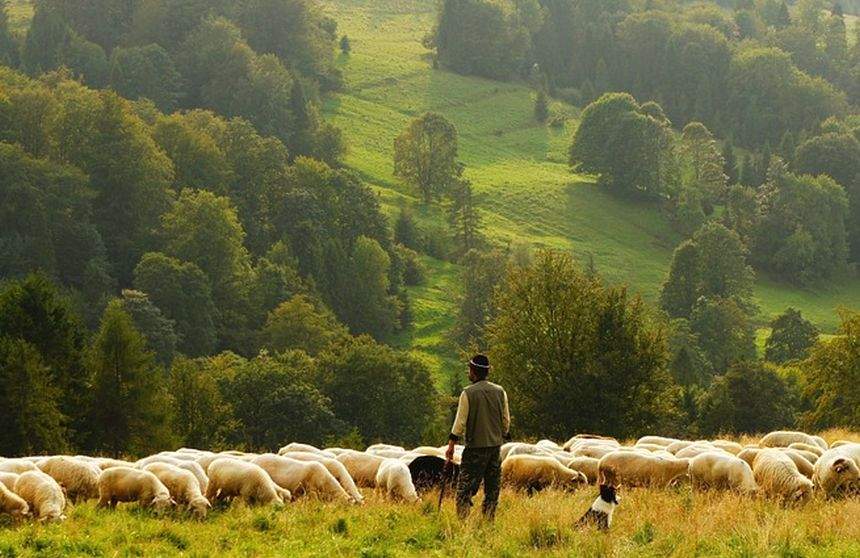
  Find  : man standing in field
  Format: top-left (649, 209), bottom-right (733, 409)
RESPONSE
top-left (445, 354), bottom-right (511, 520)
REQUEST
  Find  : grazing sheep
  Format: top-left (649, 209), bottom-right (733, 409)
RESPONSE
top-left (252, 454), bottom-right (348, 502)
top-left (206, 458), bottom-right (288, 506)
top-left (634, 443), bottom-right (671, 453)
top-left (674, 445), bottom-right (725, 459)
top-left (689, 452), bottom-right (758, 493)
top-left (14, 471), bottom-right (66, 521)
top-left (274, 451), bottom-right (363, 503)
top-left (751, 449), bottom-right (813, 501)
top-left (788, 443), bottom-right (824, 457)
top-left (710, 440), bottom-right (744, 455)
top-left (504, 443), bottom-right (555, 460)
top-left (562, 435), bottom-right (619, 452)
top-left (737, 448), bottom-right (761, 469)
top-left (98, 467), bottom-right (174, 512)
top-left (375, 459), bottom-right (419, 502)
top-left (143, 463), bottom-right (210, 517)
top-left (0, 472), bottom-right (19, 490)
top-left (37, 456), bottom-right (101, 501)
top-left (779, 449), bottom-right (815, 479)
top-left (0, 459), bottom-right (39, 474)
top-left (557, 456), bottom-right (600, 484)
top-left (0, 481), bottom-right (29, 519)
top-left (366, 448), bottom-right (408, 459)
top-left (760, 431), bottom-right (827, 451)
top-left (278, 443), bottom-right (335, 458)
top-left (571, 444), bottom-right (619, 460)
top-left (666, 440), bottom-right (709, 455)
top-left (502, 455), bottom-right (587, 494)
top-left (598, 452), bottom-right (690, 488)
top-left (636, 436), bottom-right (680, 448)
top-left (536, 440), bottom-right (563, 452)
top-left (136, 455), bottom-right (208, 494)
top-left (93, 458), bottom-right (136, 470)
top-left (813, 444), bottom-right (860, 497)
top-left (335, 451), bottom-right (386, 487)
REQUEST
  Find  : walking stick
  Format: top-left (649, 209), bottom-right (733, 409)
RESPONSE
top-left (437, 460), bottom-right (451, 512)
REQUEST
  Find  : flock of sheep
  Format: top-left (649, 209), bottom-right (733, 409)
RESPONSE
top-left (0, 430), bottom-right (857, 523)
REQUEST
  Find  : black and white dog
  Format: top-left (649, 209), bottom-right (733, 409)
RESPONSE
top-left (576, 484), bottom-right (619, 531)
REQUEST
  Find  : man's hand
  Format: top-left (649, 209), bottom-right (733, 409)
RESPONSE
top-left (445, 440), bottom-right (456, 462)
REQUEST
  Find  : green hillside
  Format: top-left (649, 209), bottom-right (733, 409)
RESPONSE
top-left (321, 0), bottom-right (860, 378)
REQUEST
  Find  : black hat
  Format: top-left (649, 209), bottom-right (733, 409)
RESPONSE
top-left (469, 354), bottom-right (490, 370)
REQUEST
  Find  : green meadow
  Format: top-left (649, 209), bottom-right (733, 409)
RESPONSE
top-left (321, 0), bottom-right (860, 380)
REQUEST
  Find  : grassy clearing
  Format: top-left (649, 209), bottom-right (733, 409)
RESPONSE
top-left (322, 0), bottom-right (860, 376)
top-left (1, 490), bottom-right (858, 557)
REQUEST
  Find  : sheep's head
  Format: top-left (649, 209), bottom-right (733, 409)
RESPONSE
top-left (152, 493), bottom-right (176, 512)
top-left (564, 471), bottom-right (588, 491)
top-left (11, 501), bottom-right (29, 518)
top-left (791, 482), bottom-right (813, 502)
top-left (189, 496), bottom-right (211, 518)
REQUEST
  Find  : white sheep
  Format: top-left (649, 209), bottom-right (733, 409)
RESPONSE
top-left (503, 443), bottom-right (555, 460)
top-left (787, 442), bottom-right (824, 457)
top-left (759, 431), bottom-right (827, 451)
top-left (674, 445), bottom-right (726, 459)
top-left (335, 450), bottom-right (386, 487)
top-left (710, 440), bottom-right (744, 455)
top-left (0, 459), bottom-right (39, 474)
top-left (98, 467), bottom-right (175, 512)
top-left (502, 455), bottom-right (588, 493)
top-left (278, 443), bottom-right (336, 458)
top-left (275, 451), bottom-right (363, 503)
top-left (689, 452), bottom-right (758, 493)
top-left (0, 480), bottom-right (29, 519)
top-left (375, 459), bottom-right (419, 502)
top-left (136, 455), bottom-right (208, 494)
top-left (365, 448), bottom-right (408, 459)
top-left (556, 455), bottom-right (600, 484)
top-left (570, 444), bottom-right (619, 460)
top-left (779, 449), bottom-right (815, 479)
top-left (536, 440), bottom-right (563, 452)
top-left (813, 444), bottom-right (860, 497)
top-left (37, 456), bottom-right (101, 502)
top-left (562, 435), bottom-right (619, 452)
top-left (752, 449), bottom-right (813, 501)
top-left (206, 458), bottom-right (288, 507)
top-left (636, 436), bottom-right (680, 447)
top-left (252, 454), bottom-right (350, 502)
top-left (598, 451), bottom-right (690, 488)
top-left (93, 457), bottom-right (136, 470)
top-left (0, 472), bottom-right (19, 490)
top-left (143, 462), bottom-right (211, 517)
top-left (14, 470), bottom-right (66, 521)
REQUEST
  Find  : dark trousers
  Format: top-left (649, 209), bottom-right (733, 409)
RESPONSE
top-left (456, 446), bottom-right (501, 520)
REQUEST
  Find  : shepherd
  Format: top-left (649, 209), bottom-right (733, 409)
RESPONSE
top-left (445, 354), bottom-right (511, 521)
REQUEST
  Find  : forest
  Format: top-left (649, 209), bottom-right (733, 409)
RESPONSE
top-left (0, 0), bottom-right (857, 460)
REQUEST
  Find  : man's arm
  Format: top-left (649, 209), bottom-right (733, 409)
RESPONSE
top-left (446, 391), bottom-right (469, 461)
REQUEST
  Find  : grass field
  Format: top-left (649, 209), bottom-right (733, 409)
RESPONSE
top-left (320, 0), bottom-right (860, 380)
top-left (1, 490), bottom-right (858, 557)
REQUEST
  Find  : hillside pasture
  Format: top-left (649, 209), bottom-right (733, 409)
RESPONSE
top-left (322, 0), bottom-right (860, 381)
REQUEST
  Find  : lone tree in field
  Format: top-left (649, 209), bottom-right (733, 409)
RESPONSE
top-left (488, 251), bottom-right (681, 439)
top-left (394, 112), bottom-right (459, 203)
top-left (765, 307), bottom-right (819, 364)
top-left (569, 93), bottom-right (672, 199)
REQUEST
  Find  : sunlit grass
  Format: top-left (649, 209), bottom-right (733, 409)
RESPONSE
top-left (1, 484), bottom-right (857, 556)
